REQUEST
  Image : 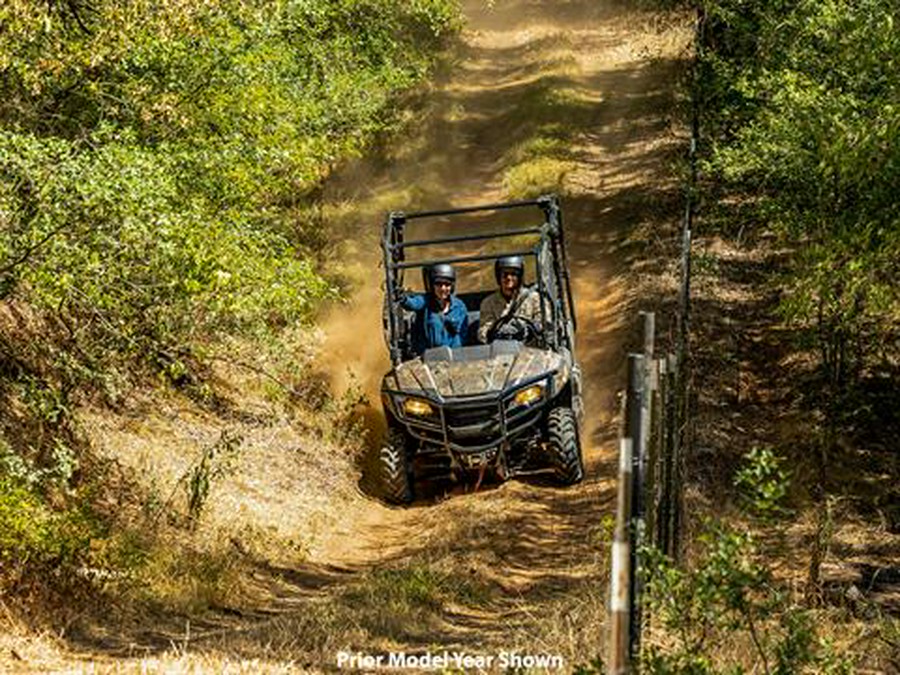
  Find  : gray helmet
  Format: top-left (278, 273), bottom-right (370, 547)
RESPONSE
top-left (494, 255), bottom-right (525, 283)
top-left (423, 262), bottom-right (456, 293)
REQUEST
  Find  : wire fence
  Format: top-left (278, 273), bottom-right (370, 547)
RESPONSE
top-left (606, 6), bottom-right (705, 673)
top-left (607, 312), bottom-right (686, 672)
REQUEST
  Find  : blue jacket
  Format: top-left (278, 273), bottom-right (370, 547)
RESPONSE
top-left (401, 293), bottom-right (469, 354)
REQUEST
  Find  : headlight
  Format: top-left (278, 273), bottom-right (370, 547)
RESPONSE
top-left (402, 398), bottom-right (434, 417)
top-left (513, 384), bottom-right (544, 407)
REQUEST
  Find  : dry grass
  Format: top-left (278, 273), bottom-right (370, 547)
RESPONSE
top-left (502, 157), bottom-right (575, 199)
top-left (0, 325), bottom-right (374, 668)
top-left (667, 222), bottom-right (900, 671)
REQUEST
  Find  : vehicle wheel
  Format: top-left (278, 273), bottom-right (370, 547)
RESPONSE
top-left (379, 427), bottom-right (414, 504)
top-left (547, 406), bottom-right (584, 485)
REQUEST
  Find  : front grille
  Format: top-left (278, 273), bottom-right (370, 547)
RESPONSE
top-left (444, 402), bottom-right (501, 446)
top-left (402, 393), bottom-right (545, 453)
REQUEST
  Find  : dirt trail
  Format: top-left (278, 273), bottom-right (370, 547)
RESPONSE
top-left (315, 0), bottom-right (690, 573)
top-left (287, 0), bottom-right (691, 664)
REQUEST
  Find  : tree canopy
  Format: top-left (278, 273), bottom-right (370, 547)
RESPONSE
top-left (700, 0), bottom-right (900, 391)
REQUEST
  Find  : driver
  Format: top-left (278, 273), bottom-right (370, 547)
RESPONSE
top-left (400, 263), bottom-right (469, 354)
top-left (478, 255), bottom-right (542, 344)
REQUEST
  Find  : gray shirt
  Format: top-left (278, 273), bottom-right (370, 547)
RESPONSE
top-left (478, 286), bottom-right (542, 343)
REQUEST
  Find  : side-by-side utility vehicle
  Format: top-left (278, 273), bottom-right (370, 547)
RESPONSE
top-left (379, 195), bottom-right (584, 503)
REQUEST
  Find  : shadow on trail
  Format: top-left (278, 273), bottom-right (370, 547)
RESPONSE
top-left (236, 477), bottom-right (618, 657)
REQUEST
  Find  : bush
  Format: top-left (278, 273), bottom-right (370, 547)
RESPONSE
top-left (0, 0), bottom-right (461, 385)
top-left (0, 0), bottom-right (461, 599)
top-left (734, 446), bottom-right (790, 521)
top-left (643, 524), bottom-right (852, 674)
top-left (699, 0), bottom-right (900, 394)
top-left (0, 477), bottom-right (101, 584)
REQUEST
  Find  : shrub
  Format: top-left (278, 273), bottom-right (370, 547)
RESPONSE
top-left (0, 477), bottom-right (101, 585)
top-left (643, 525), bottom-right (852, 674)
top-left (0, 0), bottom-right (461, 386)
top-left (699, 0), bottom-right (900, 394)
top-left (0, 0), bottom-right (461, 601)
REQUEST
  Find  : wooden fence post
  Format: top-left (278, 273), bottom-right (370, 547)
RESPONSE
top-left (625, 353), bottom-right (646, 662)
top-left (608, 436), bottom-right (633, 674)
top-left (656, 356), bottom-right (669, 554)
top-left (639, 313), bottom-right (657, 549)
top-left (664, 352), bottom-right (678, 560)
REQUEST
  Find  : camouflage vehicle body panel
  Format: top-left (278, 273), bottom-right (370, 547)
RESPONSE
top-left (381, 343), bottom-right (577, 461)
top-left (383, 343), bottom-right (569, 399)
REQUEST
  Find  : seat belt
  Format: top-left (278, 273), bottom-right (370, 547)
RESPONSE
top-left (488, 286), bottom-right (533, 340)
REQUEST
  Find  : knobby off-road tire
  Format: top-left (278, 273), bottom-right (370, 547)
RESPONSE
top-left (379, 427), bottom-right (414, 504)
top-left (547, 406), bottom-right (584, 485)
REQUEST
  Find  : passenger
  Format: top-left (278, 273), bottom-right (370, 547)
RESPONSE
top-left (479, 255), bottom-right (542, 344)
top-left (400, 263), bottom-right (469, 354)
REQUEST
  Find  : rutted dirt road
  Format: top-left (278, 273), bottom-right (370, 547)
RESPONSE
top-left (316, 0), bottom-right (690, 564)
top-left (306, 0), bottom-right (691, 664)
top-left (1, 1), bottom-right (690, 671)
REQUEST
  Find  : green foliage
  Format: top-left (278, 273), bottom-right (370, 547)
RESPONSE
top-left (734, 446), bottom-right (790, 520)
top-left (502, 157), bottom-right (574, 200)
top-left (0, 0), bottom-right (460, 385)
top-left (346, 563), bottom-right (490, 613)
top-left (0, 131), bottom-right (332, 372)
top-left (643, 525), bottom-right (852, 674)
top-left (0, 476), bottom-right (103, 580)
top-left (0, 0), bottom-right (460, 599)
top-left (498, 85), bottom-right (587, 199)
top-left (1, 377), bottom-right (79, 490)
top-left (185, 430), bottom-right (242, 524)
top-left (699, 0), bottom-right (900, 396)
top-left (0, 479), bottom-right (56, 564)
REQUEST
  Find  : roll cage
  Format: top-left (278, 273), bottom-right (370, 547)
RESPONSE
top-left (382, 194), bottom-right (578, 366)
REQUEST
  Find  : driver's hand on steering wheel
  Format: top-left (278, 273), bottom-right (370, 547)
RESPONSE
top-left (494, 323), bottom-right (520, 340)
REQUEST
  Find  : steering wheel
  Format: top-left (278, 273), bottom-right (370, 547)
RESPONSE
top-left (489, 316), bottom-right (542, 346)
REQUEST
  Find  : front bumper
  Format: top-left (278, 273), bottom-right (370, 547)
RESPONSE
top-left (383, 376), bottom-right (552, 456)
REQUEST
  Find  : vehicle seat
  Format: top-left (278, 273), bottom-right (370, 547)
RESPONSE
top-left (458, 290), bottom-right (493, 346)
top-left (466, 312), bottom-right (480, 345)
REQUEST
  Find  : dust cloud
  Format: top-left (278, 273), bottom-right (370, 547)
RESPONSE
top-left (318, 275), bottom-right (389, 414)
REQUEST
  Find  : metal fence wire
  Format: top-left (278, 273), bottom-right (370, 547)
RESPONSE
top-left (608, 314), bottom-right (687, 673)
top-left (606, 5), bottom-right (704, 673)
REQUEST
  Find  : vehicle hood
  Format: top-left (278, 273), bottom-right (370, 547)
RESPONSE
top-left (383, 342), bottom-right (567, 399)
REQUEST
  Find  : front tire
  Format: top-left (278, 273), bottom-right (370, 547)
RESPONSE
top-left (547, 406), bottom-right (584, 485)
top-left (379, 427), bottom-right (414, 504)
